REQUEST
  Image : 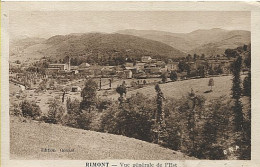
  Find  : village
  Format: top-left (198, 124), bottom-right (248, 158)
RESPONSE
top-left (10, 54), bottom-right (239, 89)
top-left (9, 53), bottom-right (244, 115)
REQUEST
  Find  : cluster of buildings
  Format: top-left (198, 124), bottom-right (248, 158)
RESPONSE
top-left (46, 55), bottom-right (236, 79)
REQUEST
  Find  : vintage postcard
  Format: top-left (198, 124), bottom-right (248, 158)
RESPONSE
top-left (1, 1), bottom-right (260, 167)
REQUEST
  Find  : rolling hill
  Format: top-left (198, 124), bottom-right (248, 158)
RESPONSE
top-left (10, 28), bottom-right (250, 63)
top-left (10, 116), bottom-right (195, 160)
top-left (117, 28), bottom-right (251, 56)
top-left (10, 33), bottom-right (186, 63)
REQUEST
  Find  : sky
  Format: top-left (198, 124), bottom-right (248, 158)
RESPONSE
top-left (9, 11), bottom-right (251, 39)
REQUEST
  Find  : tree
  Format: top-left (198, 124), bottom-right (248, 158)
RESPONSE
top-left (186, 54), bottom-right (192, 61)
top-left (66, 98), bottom-right (81, 115)
top-left (198, 66), bottom-right (206, 78)
top-left (243, 73), bottom-right (251, 96)
top-left (193, 54), bottom-right (198, 61)
top-left (143, 80), bottom-right (147, 85)
top-left (62, 90), bottom-right (66, 103)
top-left (38, 80), bottom-right (47, 91)
top-left (170, 71), bottom-right (178, 81)
top-left (225, 49), bottom-right (239, 58)
top-left (161, 72), bottom-right (168, 83)
top-left (20, 100), bottom-right (42, 119)
top-left (231, 56), bottom-right (243, 132)
top-left (80, 79), bottom-right (98, 112)
top-left (154, 84), bottom-right (167, 144)
top-left (202, 96), bottom-right (236, 159)
top-left (109, 79), bottom-right (112, 89)
top-left (99, 77), bottom-right (102, 90)
top-left (45, 99), bottom-right (65, 124)
top-left (116, 82), bottom-right (127, 104)
top-left (100, 92), bottom-right (155, 141)
top-left (243, 52), bottom-right (251, 97)
top-left (208, 78), bottom-right (214, 91)
top-left (178, 61), bottom-right (189, 72)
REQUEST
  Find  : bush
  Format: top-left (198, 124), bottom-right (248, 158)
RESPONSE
top-left (77, 112), bottom-right (94, 130)
top-left (20, 100), bottom-right (42, 119)
top-left (170, 71), bottom-right (178, 81)
top-left (63, 98), bottom-right (95, 130)
top-left (80, 79), bottom-right (98, 111)
top-left (43, 99), bottom-right (65, 124)
top-left (96, 98), bottom-right (112, 112)
top-left (100, 92), bottom-right (156, 142)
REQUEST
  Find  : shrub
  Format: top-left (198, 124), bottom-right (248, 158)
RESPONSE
top-left (76, 112), bottom-right (94, 130)
top-left (10, 103), bottom-right (22, 116)
top-left (43, 99), bottom-right (65, 124)
top-left (63, 98), bottom-right (95, 130)
top-left (96, 98), bottom-right (112, 112)
top-left (20, 100), bottom-right (42, 119)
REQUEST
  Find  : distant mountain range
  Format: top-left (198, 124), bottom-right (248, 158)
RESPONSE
top-left (117, 28), bottom-right (250, 55)
top-left (10, 28), bottom-right (250, 63)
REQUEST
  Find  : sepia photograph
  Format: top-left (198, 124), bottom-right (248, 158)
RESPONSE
top-left (2, 2), bottom-right (256, 164)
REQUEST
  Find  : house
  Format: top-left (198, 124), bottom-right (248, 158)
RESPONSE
top-left (125, 67), bottom-right (138, 74)
top-left (160, 67), bottom-right (168, 73)
top-left (144, 66), bottom-right (161, 74)
top-left (125, 62), bottom-right (134, 67)
top-left (48, 63), bottom-right (70, 71)
top-left (141, 56), bottom-right (152, 63)
top-left (70, 66), bottom-right (79, 70)
top-left (78, 65), bottom-right (102, 76)
top-left (166, 62), bottom-right (179, 71)
top-left (124, 70), bottom-right (133, 79)
top-left (70, 66), bottom-right (79, 74)
top-left (71, 86), bottom-right (81, 92)
top-left (46, 67), bottom-right (62, 73)
top-left (19, 84), bottom-right (26, 91)
top-left (78, 63), bottom-right (91, 69)
top-left (135, 62), bottom-right (146, 72)
top-left (101, 66), bottom-right (116, 76)
top-left (116, 71), bottom-right (125, 78)
top-left (156, 61), bottom-right (166, 68)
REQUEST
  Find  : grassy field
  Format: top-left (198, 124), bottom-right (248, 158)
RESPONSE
top-left (10, 75), bottom-right (246, 114)
top-left (106, 75), bottom-right (246, 101)
top-left (10, 117), bottom-right (195, 160)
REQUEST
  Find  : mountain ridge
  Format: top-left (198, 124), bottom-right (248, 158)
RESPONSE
top-left (10, 33), bottom-right (186, 63)
top-left (116, 28), bottom-right (250, 55)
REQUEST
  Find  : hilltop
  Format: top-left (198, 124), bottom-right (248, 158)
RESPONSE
top-left (10, 116), bottom-right (195, 160)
